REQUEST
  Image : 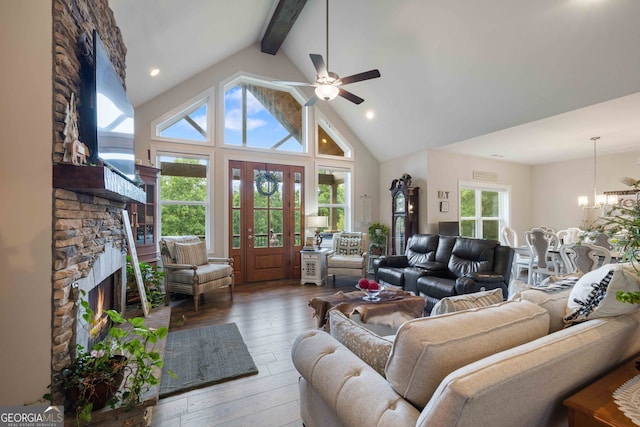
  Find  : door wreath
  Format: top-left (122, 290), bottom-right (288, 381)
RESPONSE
top-left (256, 171), bottom-right (279, 196)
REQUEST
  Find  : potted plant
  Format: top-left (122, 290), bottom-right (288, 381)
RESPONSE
top-left (592, 177), bottom-right (640, 305)
top-left (126, 256), bottom-right (166, 309)
top-left (368, 222), bottom-right (389, 256)
top-left (61, 293), bottom-right (171, 425)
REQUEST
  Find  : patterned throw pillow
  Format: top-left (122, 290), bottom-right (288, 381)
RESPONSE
top-left (336, 235), bottom-right (361, 256)
top-left (564, 263), bottom-right (640, 326)
top-left (174, 241), bottom-right (208, 266)
top-left (329, 309), bottom-right (393, 376)
top-left (430, 288), bottom-right (504, 316)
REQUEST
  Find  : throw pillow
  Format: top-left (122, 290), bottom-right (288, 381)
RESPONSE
top-left (564, 263), bottom-right (640, 326)
top-left (430, 288), bottom-right (504, 316)
top-left (336, 236), bottom-right (361, 256)
top-left (174, 240), bottom-right (208, 266)
top-left (328, 309), bottom-right (394, 376)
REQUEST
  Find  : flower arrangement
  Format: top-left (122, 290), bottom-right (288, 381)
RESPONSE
top-left (59, 292), bottom-right (172, 425)
top-left (368, 222), bottom-right (389, 255)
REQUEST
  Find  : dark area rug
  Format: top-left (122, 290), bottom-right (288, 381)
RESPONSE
top-left (159, 323), bottom-right (258, 397)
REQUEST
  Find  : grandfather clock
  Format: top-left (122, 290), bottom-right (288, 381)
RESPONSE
top-left (391, 186), bottom-right (419, 255)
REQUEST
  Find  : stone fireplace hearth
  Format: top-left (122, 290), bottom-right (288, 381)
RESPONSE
top-left (51, 188), bottom-right (130, 403)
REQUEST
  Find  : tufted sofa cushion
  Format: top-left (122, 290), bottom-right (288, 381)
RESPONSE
top-left (405, 234), bottom-right (440, 265)
top-left (447, 237), bottom-right (497, 278)
top-left (385, 300), bottom-right (550, 409)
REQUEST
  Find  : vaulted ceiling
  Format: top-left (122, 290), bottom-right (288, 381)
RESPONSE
top-left (109, 0), bottom-right (640, 165)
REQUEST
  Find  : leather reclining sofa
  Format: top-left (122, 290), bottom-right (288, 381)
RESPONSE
top-left (374, 234), bottom-right (514, 313)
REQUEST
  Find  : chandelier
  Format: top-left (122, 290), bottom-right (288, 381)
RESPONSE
top-left (578, 136), bottom-right (618, 208)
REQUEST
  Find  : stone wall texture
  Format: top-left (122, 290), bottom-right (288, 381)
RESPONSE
top-left (51, 0), bottom-right (128, 403)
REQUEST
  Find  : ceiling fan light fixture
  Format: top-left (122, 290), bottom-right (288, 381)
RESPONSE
top-left (315, 84), bottom-right (339, 101)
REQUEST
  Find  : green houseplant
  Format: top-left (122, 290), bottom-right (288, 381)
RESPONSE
top-left (368, 222), bottom-right (389, 256)
top-left (126, 256), bottom-right (166, 309)
top-left (592, 177), bottom-right (640, 305)
top-left (61, 293), bottom-right (171, 425)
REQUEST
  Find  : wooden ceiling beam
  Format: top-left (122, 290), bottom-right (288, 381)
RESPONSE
top-left (261, 0), bottom-right (308, 55)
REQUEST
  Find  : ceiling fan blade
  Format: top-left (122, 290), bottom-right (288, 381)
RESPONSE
top-left (305, 94), bottom-right (319, 107)
top-left (309, 54), bottom-right (329, 79)
top-left (272, 80), bottom-right (315, 87)
top-left (338, 88), bottom-right (364, 105)
top-left (339, 69), bottom-right (381, 85)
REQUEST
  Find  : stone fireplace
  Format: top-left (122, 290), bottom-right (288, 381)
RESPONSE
top-left (51, 189), bottom-right (130, 402)
top-left (50, 0), bottom-right (147, 404)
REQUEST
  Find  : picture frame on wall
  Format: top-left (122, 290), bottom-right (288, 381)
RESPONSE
top-left (440, 201), bottom-right (449, 213)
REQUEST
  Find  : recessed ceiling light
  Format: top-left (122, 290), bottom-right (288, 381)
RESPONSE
top-left (150, 68), bottom-right (160, 77)
top-left (365, 110), bottom-right (375, 120)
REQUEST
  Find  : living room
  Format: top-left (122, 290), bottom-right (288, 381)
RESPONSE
top-left (3, 0), bottom-right (640, 424)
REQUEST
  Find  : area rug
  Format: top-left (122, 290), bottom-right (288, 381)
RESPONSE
top-left (159, 323), bottom-right (258, 397)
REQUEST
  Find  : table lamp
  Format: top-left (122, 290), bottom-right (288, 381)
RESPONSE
top-left (307, 215), bottom-right (329, 249)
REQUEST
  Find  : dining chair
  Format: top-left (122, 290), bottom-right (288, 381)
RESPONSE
top-left (559, 243), bottom-right (612, 275)
top-left (501, 226), bottom-right (529, 279)
top-left (557, 227), bottom-right (584, 245)
top-left (524, 228), bottom-right (560, 285)
top-left (584, 231), bottom-right (614, 251)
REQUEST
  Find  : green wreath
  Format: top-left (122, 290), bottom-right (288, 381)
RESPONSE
top-left (256, 172), bottom-right (279, 196)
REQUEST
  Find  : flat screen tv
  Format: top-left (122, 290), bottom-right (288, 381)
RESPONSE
top-left (80, 29), bottom-right (135, 180)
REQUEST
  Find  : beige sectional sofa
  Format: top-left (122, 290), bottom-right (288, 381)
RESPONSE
top-left (292, 286), bottom-right (640, 427)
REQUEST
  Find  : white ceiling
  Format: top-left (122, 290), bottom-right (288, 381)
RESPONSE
top-left (109, 0), bottom-right (640, 165)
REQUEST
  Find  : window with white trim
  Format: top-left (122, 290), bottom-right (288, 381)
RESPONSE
top-left (158, 154), bottom-right (210, 241)
top-left (154, 97), bottom-right (209, 143)
top-left (459, 183), bottom-right (509, 240)
top-left (316, 115), bottom-right (352, 158)
top-left (223, 77), bottom-right (305, 153)
top-left (317, 167), bottom-right (351, 231)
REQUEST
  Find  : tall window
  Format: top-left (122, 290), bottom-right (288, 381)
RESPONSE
top-left (318, 168), bottom-right (351, 231)
top-left (459, 183), bottom-right (509, 240)
top-left (158, 154), bottom-right (210, 239)
top-left (223, 78), bottom-right (304, 153)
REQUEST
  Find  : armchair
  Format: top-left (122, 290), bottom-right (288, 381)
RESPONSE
top-left (159, 236), bottom-right (234, 311)
top-left (326, 232), bottom-right (368, 285)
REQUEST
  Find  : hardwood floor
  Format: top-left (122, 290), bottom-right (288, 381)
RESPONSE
top-left (151, 278), bottom-right (356, 427)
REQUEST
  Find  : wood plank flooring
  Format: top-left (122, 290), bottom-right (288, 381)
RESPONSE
top-left (151, 278), bottom-right (356, 427)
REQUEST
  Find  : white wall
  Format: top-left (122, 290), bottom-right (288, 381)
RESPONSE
top-left (426, 150), bottom-right (532, 236)
top-left (379, 151), bottom-right (428, 233)
top-left (133, 44), bottom-right (380, 255)
top-left (379, 149), bottom-right (532, 238)
top-left (532, 150), bottom-right (640, 230)
top-left (0, 0), bottom-right (53, 405)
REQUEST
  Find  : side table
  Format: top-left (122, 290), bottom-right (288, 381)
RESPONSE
top-left (300, 248), bottom-right (330, 286)
top-left (564, 357), bottom-right (640, 427)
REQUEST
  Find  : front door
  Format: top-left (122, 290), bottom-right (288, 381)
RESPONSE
top-left (230, 161), bottom-right (304, 284)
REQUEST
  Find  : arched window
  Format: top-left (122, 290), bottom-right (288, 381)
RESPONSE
top-left (223, 76), bottom-right (305, 153)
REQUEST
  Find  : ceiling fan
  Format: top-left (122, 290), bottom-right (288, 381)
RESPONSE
top-left (274, 0), bottom-right (381, 106)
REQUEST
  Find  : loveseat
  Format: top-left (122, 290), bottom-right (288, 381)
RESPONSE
top-left (374, 234), bottom-right (514, 313)
top-left (292, 266), bottom-right (640, 427)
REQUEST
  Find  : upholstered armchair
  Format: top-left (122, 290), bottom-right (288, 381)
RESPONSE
top-left (159, 236), bottom-right (234, 311)
top-left (326, 232), bottom-right (368, 285)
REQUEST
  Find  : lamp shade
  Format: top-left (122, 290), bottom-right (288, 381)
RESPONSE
top-left (307, 215), bottom-right (328, 229)
top-left (315, 84), bottom-right (339, 101)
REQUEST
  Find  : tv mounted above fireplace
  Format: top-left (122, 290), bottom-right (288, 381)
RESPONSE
top-left (79, 29), bottom-right (135, 181)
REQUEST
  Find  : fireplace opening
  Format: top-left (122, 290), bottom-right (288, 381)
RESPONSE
top-left (87, 274), bottom-right (115, 349)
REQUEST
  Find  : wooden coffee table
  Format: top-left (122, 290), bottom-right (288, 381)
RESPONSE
top-left (309, 288), bottom-right (426, 329)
